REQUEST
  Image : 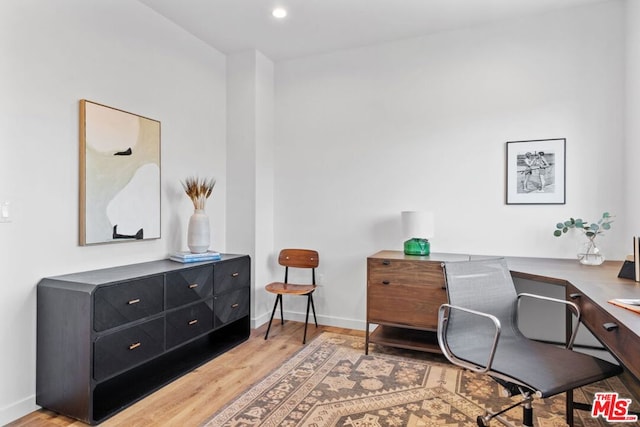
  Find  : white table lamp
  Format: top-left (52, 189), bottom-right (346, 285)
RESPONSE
top-left (402, 211), bottom-right (434, 256)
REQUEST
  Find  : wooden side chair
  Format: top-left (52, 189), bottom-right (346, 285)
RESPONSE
top-left (264, 249), bottom-right (319, 344)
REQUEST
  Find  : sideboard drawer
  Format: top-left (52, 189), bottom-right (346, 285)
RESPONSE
top-left (166, 300), bottom-right (214, 349)
top-left (368, 281), bottom-right (445, 329)
top-left (93, 317), bottom-right (164, 381)
top-left (166, 265), bottom-right (213, 309)
top-left (94, 276), bottom-right (164, 332)
top-left (215, 257), bottom-right (250, 294)
top-left (215, 288), bottom-right (250, 328)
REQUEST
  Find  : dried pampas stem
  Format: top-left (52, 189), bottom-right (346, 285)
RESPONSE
top-left (181, 176), bottom-right (216, 210)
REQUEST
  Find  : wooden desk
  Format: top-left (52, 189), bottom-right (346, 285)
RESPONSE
top-left (366, 251), bottom-right (640, 383)
top-left (505, 257), bottom-right (640, 381)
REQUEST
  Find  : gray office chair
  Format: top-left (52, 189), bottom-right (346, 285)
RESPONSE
top-left (437, 258), bottom-right (622, 427)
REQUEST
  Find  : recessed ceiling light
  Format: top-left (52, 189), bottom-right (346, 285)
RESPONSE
top-left (272, 8), bottom-right (287, 19)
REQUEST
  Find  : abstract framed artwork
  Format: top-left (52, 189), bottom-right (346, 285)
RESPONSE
top-left (506, 138), bottom-right (566, 205)
top-left (80, 100), bottom-right (161, 245)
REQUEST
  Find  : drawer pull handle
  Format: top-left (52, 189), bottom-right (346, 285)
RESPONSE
top-left (231, 303), bottom-right (239, 309)
top-left (382, 260), bottom-right (391, 266)
top-left (232, 272), bottom-right (239, 277)
top-left (603, 322), bottom-right (618, 332)
top-left (569, 293), bottom-right (581, 300)
top-left (188, 319), bottom-right (199, 326)
top-left (382, 280), bottom-right (390, 285)
top-left (188, 283), bottom-right (199, 289)
top-left (129, 342), bottom-right (141, 350)
top-left (128, 298), bottom-right (141, 305)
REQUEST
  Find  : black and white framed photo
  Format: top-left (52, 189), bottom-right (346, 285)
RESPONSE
top-left (506, 138), bottom-right (566, 205)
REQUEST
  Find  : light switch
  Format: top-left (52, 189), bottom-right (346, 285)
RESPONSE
top-left (0, 201), bottom-right (11, 223)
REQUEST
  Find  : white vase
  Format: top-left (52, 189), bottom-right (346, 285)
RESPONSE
top-left (187, 209), bottom-right (210, 253)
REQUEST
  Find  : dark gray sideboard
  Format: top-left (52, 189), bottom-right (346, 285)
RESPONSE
top-left (36, 254), bottom-right (250, 425)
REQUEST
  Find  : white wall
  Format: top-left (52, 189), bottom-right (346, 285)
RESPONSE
top-left (274, 1), bottom-right (626, 328)
top-left (625, 0), bottom-right (640, 238)
top-left (253, 52), bottom-right (277, 325)
top-left (226, 50), bottom-right (276, 326)
top-left (0, 1), bottom-right (226, 423)
top-left (0, 0), bottom-right (633, 424)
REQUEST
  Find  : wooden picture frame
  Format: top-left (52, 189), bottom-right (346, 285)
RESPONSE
top-left (506, 138), bottom-right (566, 205)
top-left (80, 100), bottom-right (161, 245)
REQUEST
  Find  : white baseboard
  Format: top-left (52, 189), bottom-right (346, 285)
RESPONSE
top-left (252, 311), bottom-right (365, 331)
top-left (0, 395), bottom-right (38, 426)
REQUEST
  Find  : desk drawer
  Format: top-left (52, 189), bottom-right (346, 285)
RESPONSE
top-left (368, 281), bottom-right (445, 329)
top-left (94, 276), bottom-right (164, 332)
top-left (93, 317), bottom-right (164, 381)
top-left (567, 285), bottom-right (635, 376)
top-left (215, 257), bottom-right (250, 294)
top-left (367, 258), bottom-right (445, 287)
top-left (367, 258), bottom-right (445, 330)
top-left (166, 300), bottom-right (214, 349)
top-left (166, 265), bottom-right (213, 309)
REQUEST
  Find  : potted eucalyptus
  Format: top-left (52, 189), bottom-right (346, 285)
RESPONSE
top-left (553, 212), bottom-right (613, 265)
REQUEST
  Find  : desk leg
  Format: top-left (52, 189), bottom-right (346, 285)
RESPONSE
top-left (566, 389), bottom-right (574, 427)
top-left (566, 305), bottom-right (575, 427)
top-left (365, 322), bottom-right (370, 355)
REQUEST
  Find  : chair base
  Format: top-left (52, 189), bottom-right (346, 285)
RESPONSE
top-left (264, 292), bottom-right (318, 344)
top-left (476, 392), bottom-right (533, 427)
top-left (476, 389), bottom-right (626, 427)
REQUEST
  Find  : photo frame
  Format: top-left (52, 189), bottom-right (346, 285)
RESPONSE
top-left (506, 138), bottom-right (565, 205)
top-left (80, 100), bottom-right (161, 245)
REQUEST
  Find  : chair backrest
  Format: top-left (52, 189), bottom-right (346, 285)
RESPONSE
top-left (278, 249), bottom-right (319, 284)
top-left (278, 249), bottom-right (319, 268)
top-left (443, 258), bottom-right (520, 344)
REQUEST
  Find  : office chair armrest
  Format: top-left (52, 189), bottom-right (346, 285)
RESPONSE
top-left (517, 292), bottom-right (581, 349)
top-left (437, 303), bottom-right (501, 374)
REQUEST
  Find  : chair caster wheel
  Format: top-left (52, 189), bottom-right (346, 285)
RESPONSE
top-left (477, 415), bottom-right (488, 427)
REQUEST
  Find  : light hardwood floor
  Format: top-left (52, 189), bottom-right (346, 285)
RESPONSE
top-left (10, 322), bottom-right (363, 427)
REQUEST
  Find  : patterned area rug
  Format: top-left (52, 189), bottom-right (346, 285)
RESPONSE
top-left (203, 332), bottom-right (638, 427)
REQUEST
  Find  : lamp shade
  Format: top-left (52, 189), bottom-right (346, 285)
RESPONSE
top-left (401, 211), bottom-right (434, 239)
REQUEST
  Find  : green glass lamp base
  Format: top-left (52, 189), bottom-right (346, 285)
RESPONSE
top-left (404, 238), bottom-right (430, 256)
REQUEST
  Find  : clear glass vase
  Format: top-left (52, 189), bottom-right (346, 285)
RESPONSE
top-left (577, 236), bottom-right (605, 266)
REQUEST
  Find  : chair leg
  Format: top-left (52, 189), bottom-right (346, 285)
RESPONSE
top-left (309, 293), bottom-right (318, 327)
top-left (264, 294), bottom-right (282, 340)
top-left (279, 294), bottom-right (284, 325)
top-left (477, 393), bottom-right (532, 427)
top-left (303, 294), bottom-right (312, 344)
